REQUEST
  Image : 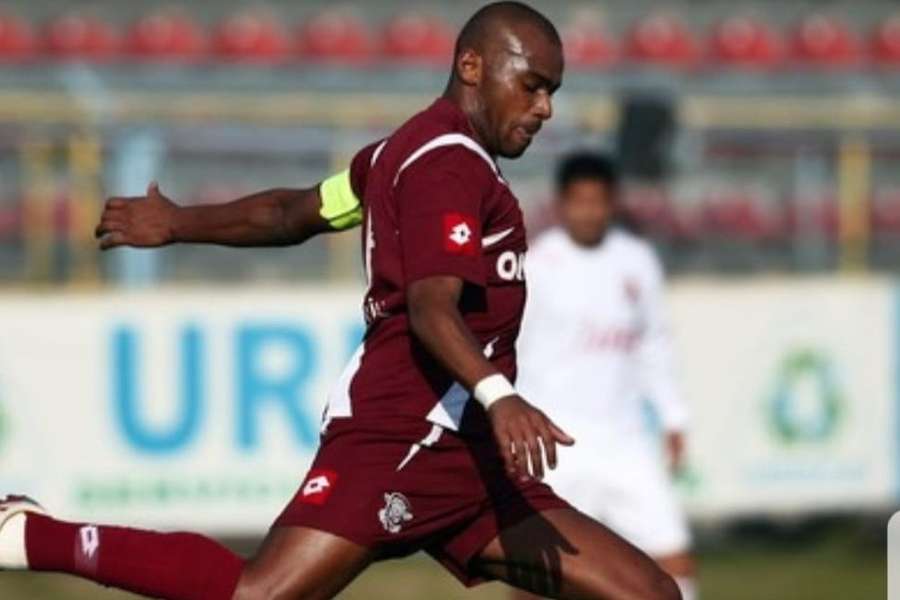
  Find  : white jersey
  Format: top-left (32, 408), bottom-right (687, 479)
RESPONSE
top-left (517, 226), bottom-right (691, 556)
top-left (517, 226), bottom-right (687, 441)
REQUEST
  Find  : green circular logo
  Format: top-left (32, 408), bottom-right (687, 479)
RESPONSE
top-left (768, 349), bottom-right (842, 444)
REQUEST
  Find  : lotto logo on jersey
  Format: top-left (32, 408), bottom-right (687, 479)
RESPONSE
top-left (300, 469), bottom-right (338, 505)
top-left (443, 213), bottom-right (478, 256)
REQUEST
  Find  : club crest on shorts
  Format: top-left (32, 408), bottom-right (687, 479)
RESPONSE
top-left (378, 492), bottom-right (413, 534)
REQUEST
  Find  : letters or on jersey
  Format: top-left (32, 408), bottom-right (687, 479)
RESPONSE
top-left (325, 98), bottom-right (527, 434)
top-left (517, 228), bottom-right (687, 441)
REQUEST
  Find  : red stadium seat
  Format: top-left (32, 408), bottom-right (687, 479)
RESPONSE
top-left (870, 15), bottom-right (900, 67)
top-left (871, 190), bottom-right (900, 233)
top-left (0, 14), bottom-right (36, 62)
top-left (700, 193), bottom-right (776, 240)
top-left (43, 14), bottom-right (120, 62)
top-left (624, 13), bottom-right (698, 68)
top-left (707, 16), bottom-right (781, 69)
top-left (125, 11), bottom-right (205, 62)
top-left (561, 23), bottom-right (617, 68)
top-left (789, 15), bottom-right (861, 67)
top-left (213, 12), bottom-right (291, 64)
top-left (298, 11), bottom-right (374, 64)
top-left (381, 14), bottom-right (454, 66)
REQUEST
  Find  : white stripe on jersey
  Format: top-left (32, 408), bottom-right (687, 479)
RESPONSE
top-left (426, 337), bottom-right (498, 430)
top-left (321, 342), bottom-right (365, 432)
top-left (371, 140), bottom-right (387, 167)
top-left (393, 133), bottom-right (505, 187)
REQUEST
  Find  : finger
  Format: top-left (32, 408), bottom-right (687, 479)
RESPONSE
top-left (105, 198), bottom-right (128, 210)
top-left (548, 418), bottom-right (575, 446)
top-left (147, 181), bottom-right (160, 197)
top-left (513, 436), bottom-right (529, 481)
top-left (95, 219), bottom-right (124, 239)
top-left (496, 431), bottom-right (516, 477)
top-left (527, 431), bottom-right (544, 480)
top-left (99, 233), bottom-right (126, 250)
top-left (538, 422), bottom-right (558, 470)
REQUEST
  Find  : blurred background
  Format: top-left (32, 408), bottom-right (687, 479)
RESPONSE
top-left (0, 0), bottom-right (895, 598)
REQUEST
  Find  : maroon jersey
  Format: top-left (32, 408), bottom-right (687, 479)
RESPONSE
top-left (277, 100), bottom-right (570, 583)
top-left (323, 98), bottom-right (528, 435)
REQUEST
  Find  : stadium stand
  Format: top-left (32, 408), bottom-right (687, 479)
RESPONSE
top-left (789, 14), bottom-right (861, 67)
top-left (297, 10), bottom-right (374, 64)
top-left (125, 10), bottom-right (206, 62)
top-left (0, 12), bottom-right (36, 62)
top-left (707, 15), bottom-right (782, 69)
top-left (561, 22), bottom-right (618, 68)
top-left (42, 14), bottom-right (120, 62)
top-left (870, 14), bottom-right (900, 67)
top-left (381, 14), bottom-right (454, 66)
top-left (212, 10), bottom-right (291, 63)
top-left (624, 13), bottom-right (698, 67)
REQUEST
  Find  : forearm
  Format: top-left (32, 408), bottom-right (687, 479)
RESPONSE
top-left (172, 187), bottom-right (328, 247)
top-left (407, 278), bottom-right (499, 390)
top-left (409, 302), bottom-right (498, 390)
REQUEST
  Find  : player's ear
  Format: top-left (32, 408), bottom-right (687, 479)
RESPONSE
top-left (455, 49), bottom-right (482, 87)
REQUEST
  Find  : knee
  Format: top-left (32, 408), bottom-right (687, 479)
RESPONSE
top-left (231, 571), bottom-right (294, 600)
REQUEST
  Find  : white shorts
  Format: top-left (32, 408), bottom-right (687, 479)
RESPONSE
top-left (547, 433), bottom-right (691, 557)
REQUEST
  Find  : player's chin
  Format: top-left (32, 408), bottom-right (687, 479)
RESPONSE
top-left (498, 138), bottom-right (532, 159)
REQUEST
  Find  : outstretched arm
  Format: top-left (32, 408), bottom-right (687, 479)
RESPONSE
top-left (96, 176), bottom-right (360, 250)
top-left (407, 275), bottom-right (574, 483)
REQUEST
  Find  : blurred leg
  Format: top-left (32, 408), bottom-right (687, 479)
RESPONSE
top-left (24, 512), bottom-right (244, 600)
top-left (233, 525), bottom-right (373, 600)
top-left (23, 512), bottom-right (373, 600)
top-left (473, 508), bottom-right (680, 600)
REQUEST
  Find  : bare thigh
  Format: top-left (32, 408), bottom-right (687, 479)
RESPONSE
top-left (472, 508), bottom-right (680, 600)
top-left (232, 526), bottom-right (375, 600)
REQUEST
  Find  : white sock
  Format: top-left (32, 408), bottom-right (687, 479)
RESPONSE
top-left (0, 512), bottom-right (28, 569)
top-left (675, 576), bottom-right (697, 600)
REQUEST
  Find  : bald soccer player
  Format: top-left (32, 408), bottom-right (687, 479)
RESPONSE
top-left (0, 4), bottom-right (679, 599)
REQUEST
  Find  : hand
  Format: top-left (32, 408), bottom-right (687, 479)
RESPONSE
top-left (95, 182), bottom-right (178, 250)
top-left (487, 395), bottom-right (575, 482)
top-left (665, 431), bottom-right (686, 474)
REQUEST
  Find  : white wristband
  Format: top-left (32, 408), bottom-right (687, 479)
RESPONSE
top-left (473, 374), bottom-right (516, 409)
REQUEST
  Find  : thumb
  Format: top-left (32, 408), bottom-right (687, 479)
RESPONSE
top-left (549, 420), bottom-right (575, 446)
top-left (147, 180), bottom-right (160, 198)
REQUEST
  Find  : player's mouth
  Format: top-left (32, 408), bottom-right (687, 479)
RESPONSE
top-left (515, 124), bottom-right (541, 142)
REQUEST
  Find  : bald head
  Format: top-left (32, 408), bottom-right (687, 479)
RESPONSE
top-left (454, 1), bottom-right (561, 59)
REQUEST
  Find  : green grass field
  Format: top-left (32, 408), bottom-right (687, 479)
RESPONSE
top-left (0, 521), bottom-right (885, 599)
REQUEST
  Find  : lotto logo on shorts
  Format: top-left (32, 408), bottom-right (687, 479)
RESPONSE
top-left (443, 213), bottom-right (478, 256)
top-left (300, 469), bottom-right (338, 506)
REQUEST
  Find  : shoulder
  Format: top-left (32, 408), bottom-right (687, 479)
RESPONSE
top-left (528, 228), bottom-right (570, 265)
top-left (608, 228), bottom-right (663, 276)
top-left (401, 135), bottom-right (497, 179)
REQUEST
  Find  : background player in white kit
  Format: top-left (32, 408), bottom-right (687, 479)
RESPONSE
top-left (515, 152), bottom-right (698, 600)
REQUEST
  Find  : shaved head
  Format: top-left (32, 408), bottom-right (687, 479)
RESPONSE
top-left (454, 1), bottom-right (561, 59)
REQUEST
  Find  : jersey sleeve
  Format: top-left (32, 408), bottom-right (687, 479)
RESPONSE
top-left (318, 141), bottom-right (381, 231)
top-left (637, 247), bottom-right (689, 431)
top-left (396, 147), bottom-right (493, 287)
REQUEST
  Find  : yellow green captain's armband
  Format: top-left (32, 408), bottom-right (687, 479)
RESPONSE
top-left (319, 169), bottom-right (363, 230)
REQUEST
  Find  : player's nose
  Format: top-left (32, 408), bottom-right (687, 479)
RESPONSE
top-left (534, 92), bottom-right (553, 121)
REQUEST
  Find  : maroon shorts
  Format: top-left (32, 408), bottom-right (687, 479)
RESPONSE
top-left (274, 417), bottom-right (570, 586)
